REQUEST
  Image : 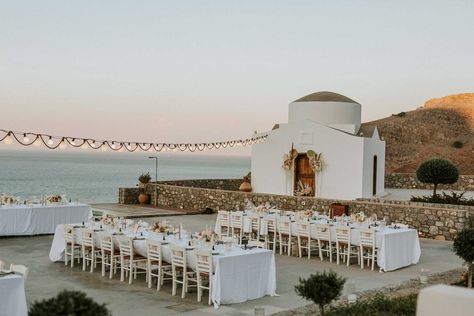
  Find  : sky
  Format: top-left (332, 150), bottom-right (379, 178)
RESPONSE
top-left (1, 1), bottom-right (473, 155)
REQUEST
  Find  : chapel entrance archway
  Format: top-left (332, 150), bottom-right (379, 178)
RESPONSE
top-left (294, 154), bottom-right (315, 196)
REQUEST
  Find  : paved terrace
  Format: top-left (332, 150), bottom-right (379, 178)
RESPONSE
top-left (0, 214), bottom-right (462, 316)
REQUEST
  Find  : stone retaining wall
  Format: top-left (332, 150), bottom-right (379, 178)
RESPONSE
top-left (155, 179), bottom-right (242, 191)
top-left (139, 183), bottom-right (472, 241)
top-left (385, 173), bottom-right (474, 191)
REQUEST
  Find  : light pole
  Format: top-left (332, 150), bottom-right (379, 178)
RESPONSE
top-left (148, 156), bottom-right (158, 206)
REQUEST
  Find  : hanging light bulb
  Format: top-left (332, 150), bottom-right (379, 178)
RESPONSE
top-left (23, 133), bottom-right (30, 143)
top-left (110, 141), bottom-right (116, 150)
top-left (47, 136), bottom-right (54, 145)
top-left (3, 132), bottom-right (13, 145)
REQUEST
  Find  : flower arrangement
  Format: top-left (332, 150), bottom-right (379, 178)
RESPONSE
top-left (197, 229), bottom-right (217, 242)
top-left (351, 211), bottom-right (366, 223)
top-left (295, 180), bottom-right (313, 197)
top-left (256, 202), bottom-right (273, 213)
top-left (100, 214), bottom-right (114, 225)
top-left (298, 209), bottom-right (315, 220)
top-left (149, 221), bottom-right (170, 233)
top-left (46, 195), bottom-right (62, 203)
top-left (282, 144), bottom-right (298, 171)
top-left (1, 195), bottom-right (17, 204)
top-left (307, 150), bottom-right (323, 173)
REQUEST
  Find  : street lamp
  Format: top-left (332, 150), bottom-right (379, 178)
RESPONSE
top-left (148, 156), bottom-right (158, 206)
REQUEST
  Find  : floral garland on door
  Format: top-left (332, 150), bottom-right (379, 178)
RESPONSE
top-left (306, 150), bottom-right (323, 173)
top-left (282, 144), bottom-right (298, 171)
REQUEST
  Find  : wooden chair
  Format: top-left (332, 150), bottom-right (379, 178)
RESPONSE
top-left (81, 229), bottom-right (101, 273)
top-left (195, 249), bottom-right (213, 305)
top-left (230, 212), bottom-right (244, 244)
top-left (315, 224), bottom-right (335, 262)
top-left (248, 214), bottom-right (260, 241)
top-left (100, 233), bottom-right (120, 278)
top-left (64, 225), bottom-right (81, 267)
top-left (217, 210), bottom-right (230, 238)
top-left (118, 237), bottom-right (147, 284)
top-left (264, 217), bottom-right (278, 252)
top-left (359, 228), bottom-right (377, 270)
top-left (170, 244), bottom-right (197, 299)
top-left (146, 240), bottom-right (172, 291)
top-left (278, 217), bottom-right (296, 256)
top-left (296, 221), bottom-right (318, 259)
top-left (335, 226), bottom-right (360, 266)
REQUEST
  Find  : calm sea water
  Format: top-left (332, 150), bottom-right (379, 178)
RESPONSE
top-left (0, 150), bottom-right (250, 204)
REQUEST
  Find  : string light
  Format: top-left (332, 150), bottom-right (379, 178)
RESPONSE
top-left (0, 128), bottom-right (268, 153)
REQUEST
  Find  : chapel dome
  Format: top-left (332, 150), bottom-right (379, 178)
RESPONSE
top-left (294, 91), bottom-right (359, 104)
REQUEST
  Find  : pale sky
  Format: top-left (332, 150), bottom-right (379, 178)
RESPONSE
top-left (1, 1), bottom-right (473, 155)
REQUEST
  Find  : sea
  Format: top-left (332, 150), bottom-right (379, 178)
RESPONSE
top-left (0, 150), bottom-right (250, 204)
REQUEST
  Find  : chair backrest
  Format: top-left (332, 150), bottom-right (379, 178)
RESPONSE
top-left (218, 210), bottom-right (230, 226)
top-left (278, 217), bottom-right (292, 235)
top-left (63, 225), bottom-right (74, 243)
top-left (170, 244), bottom-right (186, 268)
top-left (10, 264), bottom-right (29, 280)
top-left (81, 228), bottom-right (95, 249)
top-left (100, 233), bottom-right (114, 255)
top-left (250, 215), bottom-right (260, 232)
top-left (335, 226), bottom-right (351, 244)
top-left (315, 224), bottom-right (331, 242)
top-left (0, 259), bottom-right (5, 270)
top-left (117, 237), bottom-right (133, 258)
top-left (147, 239), bottom-right (163, 263)
top-left (247, 240), bottom-right (266, 249)
top-left (359, 228), bottom-right (375, 247)
top-left (266, 217), bottom-right (277, 233)
top-left (231, 212), bottom-right (243, 228)
top-left (194, 249), bottom-right (212, 275)
top-left (297, 221), bottom-right (311, 238)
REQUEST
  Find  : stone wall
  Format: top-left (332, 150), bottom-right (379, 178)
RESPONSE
top-left (385, 173), bottom-right (474, 191)
top-left (136, 183), bottom-right (472, 241)
top-left (118, 187), bottom-right (139, 204)
top-left (155, 179), bottom-right (242, 191)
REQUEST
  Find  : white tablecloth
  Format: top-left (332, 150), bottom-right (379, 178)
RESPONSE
top-left (0, 274), bottom-right (28, 316)
top-left (215, 214), bottom-right (421, 272)
top-left (49, 224), bottom-right (277, 307)
top-left (0, 203), bottom-right (91, 236)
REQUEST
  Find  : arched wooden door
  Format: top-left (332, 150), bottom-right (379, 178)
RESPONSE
top-left (294, 154), bottom-right (315, 196)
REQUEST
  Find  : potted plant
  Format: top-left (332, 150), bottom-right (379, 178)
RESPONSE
top-left (138, 172), bottom-right (151, 204)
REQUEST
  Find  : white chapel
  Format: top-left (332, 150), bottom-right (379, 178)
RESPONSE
top-left (251, 91), bottom-right (385, 200)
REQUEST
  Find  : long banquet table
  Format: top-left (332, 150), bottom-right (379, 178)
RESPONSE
top-left (215, 212), bottom-right (421, 272)
top-left (0, 273), bottom-right (28, 316)
top-left (49, 224), bottom-right (276, 307)
top-left (0, 203), bottom-right (91, 236)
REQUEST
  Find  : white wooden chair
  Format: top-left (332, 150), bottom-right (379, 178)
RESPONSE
top-left (278, 217), bottom-right (297, 256)
top-left (118, 237), bottom-right (147, 284)
top-left (81, 229), bottom-right (101, 273)
top-left (335, 226), bottom-right (360, 266)
top-left (195, 249), bottom-right (213, 305)
top-left (9, 264), bottom-right (29, 280)
top-left (248, 214), bottom-right (260, 241)
top-left (100, 233), bottom-right (120, 278)
top-left (247, 240), bottom-right (266, 249)
top-left (146, 240), bottom-right (172, 291)
top-left (230, 212), bottom-right (244, 244)
top-left (315, 224), bottom-right (335, 262)
top-left (217, 210), bottom-right (230, 238)
top-left (64, 225), bottom-right (81, 267)
top-left (264, 217), bottom-right (278, 252)
top-left (359, 228), bottom-right (377, 270)
top-left (170, 244), bottom-right (197, 299)
top-left (296, 221), bottom-right (318, 259)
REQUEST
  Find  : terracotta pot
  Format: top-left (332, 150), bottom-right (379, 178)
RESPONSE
top-left (138, 193), bottom-right (150, 204)
top-left (239, 176), bottom-right (252, 192)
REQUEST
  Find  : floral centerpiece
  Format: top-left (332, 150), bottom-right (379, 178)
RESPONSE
top-left (197, 229), bottom-right (217, 242)
top-left (256, 202), bottom-right (273, 214)
top-left (297, 209), bottom-right (315, 220)
top-left (149, 221), bottom-right (170, 233)
top-left (295, 180), bottom-right (313, 197)
top-left (1, 195), bottom-right (17, 204)
top-left (100, 214), bottom-right (114, 226)
top-left (351, 211), bottom-right (366, 223)
top-left (46, 195), bottom-right (62, 203)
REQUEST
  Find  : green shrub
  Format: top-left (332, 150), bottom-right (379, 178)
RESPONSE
top-left (410, 191), bottom-right (474, 206)
top-left (29, 290), bottom-right (111, 316)
top-left (326, 293), bottom-right (417, 316)
top-left (138, 172), bottom-right (151, 184)
top-left (452, 141), bottom-right (464, 148)
top-left (453, 228), bottom-right (474, 288)
top-left (416, 159), bottom-right (459, 197)
top-left (295, 270), bottom-right (346, 316)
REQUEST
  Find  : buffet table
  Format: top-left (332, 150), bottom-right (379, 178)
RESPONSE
top-left (0, 203), bottom-right (91, 236)
top-left (49, 224), bottom-right (276, 308)
top-left (0, 273), bottom-right (28, 316)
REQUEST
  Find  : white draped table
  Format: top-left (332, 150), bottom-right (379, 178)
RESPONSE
top-left (0, 203), bottom-right (91, 236)
top-left (215, 213), bottom-right (421, 272)
top-left (49, 224), bottom-right (276, 308)
top-left (0, 273), bottom-right (28, 316)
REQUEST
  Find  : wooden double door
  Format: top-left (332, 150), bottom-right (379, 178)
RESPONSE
top-left (294, 154), bottom-right (316, 196)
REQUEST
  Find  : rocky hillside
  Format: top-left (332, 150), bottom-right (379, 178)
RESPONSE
top-left (363, 93), bottom-right (474, 174)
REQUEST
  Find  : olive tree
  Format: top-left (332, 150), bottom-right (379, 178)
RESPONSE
top-left (416, 158), bottom-right (459, 197)
top-left (453, 228), bottom-right (474, 288)
top-left (295, 270), bottom-right (346, 315)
